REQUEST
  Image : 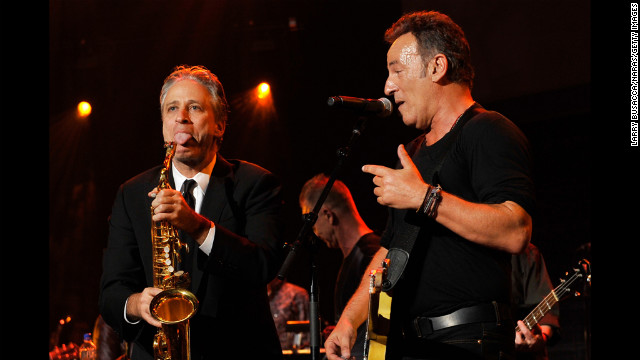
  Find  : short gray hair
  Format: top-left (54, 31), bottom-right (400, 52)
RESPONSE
top-left (159, 64), bottom-right (230, 126)
top-left (299, 174), bottom-right (354, 213)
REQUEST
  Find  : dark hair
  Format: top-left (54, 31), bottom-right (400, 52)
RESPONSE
top-left (384, 11), bottom-right (474, 88)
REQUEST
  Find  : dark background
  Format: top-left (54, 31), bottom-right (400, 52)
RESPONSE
top-left (48, 0), bottom-right (600, 358)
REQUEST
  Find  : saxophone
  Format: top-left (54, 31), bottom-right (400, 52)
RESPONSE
top-left (149, 141), bottom-right (199, 360)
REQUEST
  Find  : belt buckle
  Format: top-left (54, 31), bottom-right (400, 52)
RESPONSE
top-left (412, 317), bottom-right (423, 338)
top-left (412, 317), bottom-right (433, 338)
top-left (491, 301), bottom-right (501, 326)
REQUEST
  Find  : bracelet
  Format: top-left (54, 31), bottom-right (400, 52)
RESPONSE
top-left (416, 185), bottom-right (433, 214)
top-left (425, 185), bottom-right (442, 218)
top-left (417, 184), bottom-right (442, 218)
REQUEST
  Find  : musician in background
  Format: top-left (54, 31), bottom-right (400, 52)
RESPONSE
top-left (268, 278), bottom-right (310, 350)
top-left (325, 11), bottom-right (535, 360)
top-left (99, 65), bottom-right (285, 360)
top-left (91, 315), bottom-right (129, 360)
top-left (299, 174), bottom-right (381, 360)
top-left (512, 243), bottom-right (560, 360)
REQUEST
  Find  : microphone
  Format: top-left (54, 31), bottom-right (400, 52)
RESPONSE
top-left (327, 96), bottom-right (393, 117)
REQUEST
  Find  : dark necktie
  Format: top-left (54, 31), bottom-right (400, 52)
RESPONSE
top-left (181, 179), bottom-right (197, 211)
top-left (178, 179), bottom-right (197, 274)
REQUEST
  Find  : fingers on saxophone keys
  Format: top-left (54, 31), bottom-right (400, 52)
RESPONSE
top-left (151, 203), bottom-right (162, 217)
top-left (154, 204), bottom-right (166, 216)
top-left (148, 187), bottom-right (159, 199)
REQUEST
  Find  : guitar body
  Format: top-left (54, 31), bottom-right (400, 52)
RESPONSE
top-left (364, 260), bottom-right (392, 360)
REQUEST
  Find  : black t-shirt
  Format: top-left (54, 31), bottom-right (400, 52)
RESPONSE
top-left (334, 232), bottom-right (382, 320)
top-left (334, 232), bottom-right (381, 358)
top-left (380, 105), bottom-right (535, 320)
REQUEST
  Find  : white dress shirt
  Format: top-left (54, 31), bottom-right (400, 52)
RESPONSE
top-left (170, 156), bottom-right (217, 256)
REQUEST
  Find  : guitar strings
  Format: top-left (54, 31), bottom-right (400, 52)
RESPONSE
top-left (517, 270), bottom-right (582, 331)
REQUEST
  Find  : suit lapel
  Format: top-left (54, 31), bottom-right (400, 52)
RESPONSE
top-left (200, 155), bottom-right (232, 224)
top-left (190, 156), bottom-right (233, 294)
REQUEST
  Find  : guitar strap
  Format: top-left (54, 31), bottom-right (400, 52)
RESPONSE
top-left (382, 103), bottom-right (485, 292)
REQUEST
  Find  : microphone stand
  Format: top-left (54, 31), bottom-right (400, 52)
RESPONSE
top-left (278, 116), bottom-right (369, 360)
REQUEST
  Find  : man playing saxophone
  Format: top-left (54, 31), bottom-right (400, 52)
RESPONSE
top-left (100, 65), bottom-right (285, 360)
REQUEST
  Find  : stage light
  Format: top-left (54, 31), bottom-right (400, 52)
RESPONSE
top-left (230, 82), bottom-right (277, 133)
top-left (257, 82), bottom-right (270, 99)
top-left (77, 101), bottom-right (92, 117)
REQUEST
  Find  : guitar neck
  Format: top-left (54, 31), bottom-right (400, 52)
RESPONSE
top-left (517, 265), bottom-right (586, 331)
top-left (520, 290), bottom-right (559, 331)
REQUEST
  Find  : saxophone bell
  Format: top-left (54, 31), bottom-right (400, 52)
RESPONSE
top-left (150, 288), bottom-right (199, 324)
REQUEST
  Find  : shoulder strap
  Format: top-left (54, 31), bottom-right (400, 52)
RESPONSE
top-left (382, 103), bottom-right (485, 292)
top-left (431, 103), bottom-right (485, 184)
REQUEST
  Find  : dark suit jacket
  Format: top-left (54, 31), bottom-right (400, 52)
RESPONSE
top-left (100, 155), bottom-right (285, 360)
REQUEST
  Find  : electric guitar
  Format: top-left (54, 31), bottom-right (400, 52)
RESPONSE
top-left (363, 258), bottom-right (591, 360)
top-left (363, 259), bottom-right (391, 360)
top-left (516, 258), bottom-right (591, 333)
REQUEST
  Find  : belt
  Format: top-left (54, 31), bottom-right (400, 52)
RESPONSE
top-left (404, 301), bottom-right (512, 339)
